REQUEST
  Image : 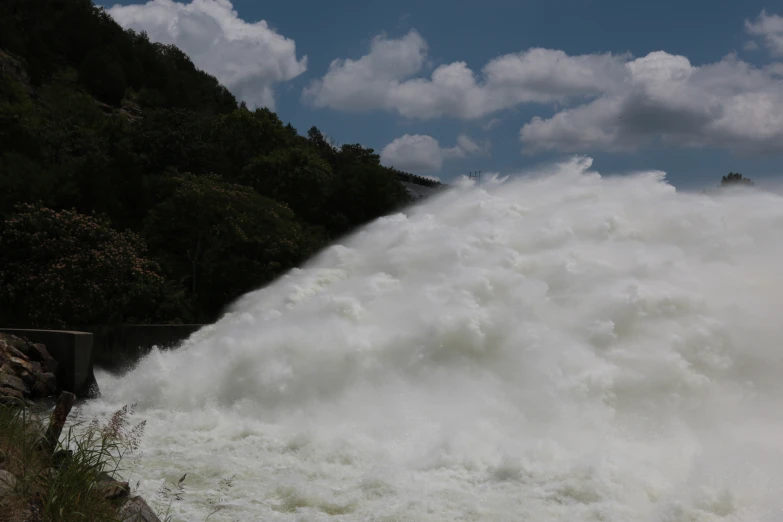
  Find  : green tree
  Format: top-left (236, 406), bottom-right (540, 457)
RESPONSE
top-left (207, 108), bottom-right (298, 180)
top-left (129, 108), bottom-right (211, 175)
top-left (324, 162), bottom-right (411, 235)
top-left (0, 0), bottom-right (423, 327)
top-left (0, 203), bottom-right (172, 327)
top-left (241, 147), bottom-right (334, 223)
top-left (307, 126), bottom-right (337, 161)
top-left (144, 173), bottom-right (322, 320)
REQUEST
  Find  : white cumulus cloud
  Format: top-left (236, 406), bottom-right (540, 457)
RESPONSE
top-left (380, 133), bottom-right (488, 172)
top-left (767, 62), bottom-right (783, 76)
top-left (303, 30), bottom-right (627, 119)
top-left (482, 118), bottom-right (502, 131)
top-left (745, 10), bottom-right (783, 56)
top-left (309, 10), bottom-right (783, 156)
top-left (107, 0), bottom-right (307, 109)
top-left (519, 51), bottom-right (783, 154)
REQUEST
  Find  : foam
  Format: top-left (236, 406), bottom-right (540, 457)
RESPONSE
top-left (82, 157), bottom-right (783, 521)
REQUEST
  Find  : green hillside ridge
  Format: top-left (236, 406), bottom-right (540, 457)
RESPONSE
top-left (0, 0), bottom-right (432, 327)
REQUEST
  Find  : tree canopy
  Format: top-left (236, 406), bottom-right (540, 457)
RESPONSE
top-left (0, 203), bottom-right (172, 328)
top-left (0, 0), bottom-right (422, 326)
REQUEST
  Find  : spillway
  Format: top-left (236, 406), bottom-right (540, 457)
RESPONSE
top-left (83, 157), bottom-right (783, 521)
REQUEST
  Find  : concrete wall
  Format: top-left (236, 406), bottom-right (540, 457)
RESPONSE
top-left (0, 328), bottom-right (96, 397)
top-left (82, 324), bottom-right (205, 372)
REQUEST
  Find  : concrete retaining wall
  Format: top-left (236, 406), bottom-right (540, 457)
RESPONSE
top-left (0, 328), bottom-right (96, 397)
top-left (82, 324), bottom-right (205, 372)
top-left (1, 325), bottom-right (206, 390)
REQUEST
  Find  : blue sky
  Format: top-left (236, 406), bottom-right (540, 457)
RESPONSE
top-left (104, 0), bottom-right (783, 189)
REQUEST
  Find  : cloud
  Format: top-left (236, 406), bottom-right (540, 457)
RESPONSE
top-left (380, 135), bottom-right (444, 172)
top-left (456, 134), bottom-right (488, 155)
top-left (380, 133), bottom-right (488, 172)
top-left (743, 40), bottom-right (760, 51)
top-left (482, 118), bottom-right (502, 131)
top-left (745, 10), bottom-right (783, 56)
top-left (304, 30), bottom-right (628, 119)
top-left (520, 50), bottom-right (783, 154)
top-left (309, 11), bottom-right (783, 156)
top-left (107, 0), bottom-right (307, 109)
top-left (767, 62), bottom-right (783, 76)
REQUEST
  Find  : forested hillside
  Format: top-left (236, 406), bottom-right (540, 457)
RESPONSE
top-left (0, 0), bottom-right (415, 327)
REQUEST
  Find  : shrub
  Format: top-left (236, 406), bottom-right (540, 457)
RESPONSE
top-left (0, 400), bottom-right (233, 521)
top-left (0, 401), bottom-right (144, 522)
top-left (145, 173), bottom-right (323, 320)
top-left (0, 203), bottom-right (168, 327)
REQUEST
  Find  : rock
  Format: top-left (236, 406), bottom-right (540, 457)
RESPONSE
top-left (0, 333), bottom-right (59, 402)
top-left (31, 372), bottom-right (57, 397)
top-left (0, 372), bottom-right (28, 395)
top-left (1, 336), bottom-right (58, 374)
top-left (30, 344), bottom-right (58, 374)
top-left (1, 336), bottom-right (31, 357)
top-left (103, 480), bottom-right (130, 502)
top-left (8, 356), bottom-right (39, 375)
top-left (9, 356), bottom-right (42, 382)
top-left (9, 357), bottom-right (42, 391)
top-left (0, 386), bottom-right (24, 405)
top-left (0, 470), bottom-right (16, 499)
top-left (118, 496), bottom-right (161, 522)
top-left (2, 342), bottom-right (28, 362)
top-left (96, 472), bottom-right (130, 501)
top-left (51, 450), bottom-right (73, 470)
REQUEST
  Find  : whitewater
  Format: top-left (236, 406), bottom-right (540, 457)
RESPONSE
top-left (82, 157), bottom-right (783, 521)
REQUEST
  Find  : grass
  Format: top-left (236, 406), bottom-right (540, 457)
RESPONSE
top-left (0, 399), bottom-right (145, 521)
top-left (0, 399), bottom-right (235, 522)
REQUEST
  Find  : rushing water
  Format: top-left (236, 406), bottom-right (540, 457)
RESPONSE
top-left (82, 157), bottom-right (783, 521)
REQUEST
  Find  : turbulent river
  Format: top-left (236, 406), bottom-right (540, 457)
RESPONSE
top-left (82, 157), bottom-right (783, 521)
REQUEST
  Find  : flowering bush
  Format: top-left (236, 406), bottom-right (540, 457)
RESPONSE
top-left (0, 203), bottom-right (169, 327)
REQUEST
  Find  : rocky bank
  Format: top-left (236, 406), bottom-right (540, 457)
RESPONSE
top-left (0, 333), bottom-right (59, 404)
top-left (0, 333), bottom-right (161, 521)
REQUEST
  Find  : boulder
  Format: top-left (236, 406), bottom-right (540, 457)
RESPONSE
top-left (0, 386), bottom-right (24, 405)
top-left (0, 373), bottom-right (28, 395)
top-left (1, 337), bottom-right (58, 375)
top-left (2, 343), bottom-right (27, 361)
top-left (0, 333), bottom-right (59, 401)
top-left (9, 356), bottom-right (42, 378)
top-left (118, 496), bottom-right (161, 522)
top-left (103, 480), bottom-right (131, 502)
top-left (31, 373), bottom-right (57, 397)
top-left (97, 472), bottom-right (131, 501)
top-left (29, 344), bottom-right (58, 374)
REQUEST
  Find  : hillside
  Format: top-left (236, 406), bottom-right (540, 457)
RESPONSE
top-left (0, 0), bottom-right (440, 327)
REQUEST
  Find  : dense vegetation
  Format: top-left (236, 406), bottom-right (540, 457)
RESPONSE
top-left (0, 400), bottom-right (142, 521)
top-left (0, 0), bottom-right (414, 326)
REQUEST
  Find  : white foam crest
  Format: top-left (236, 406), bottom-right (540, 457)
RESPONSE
top-left (85, 158), bottom-right (783, 521)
